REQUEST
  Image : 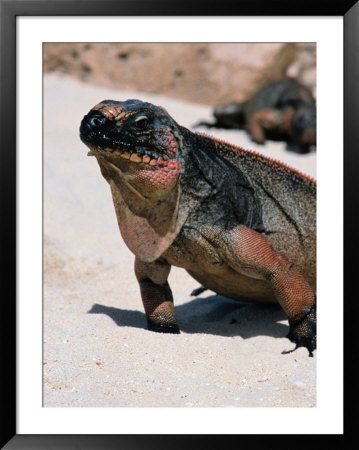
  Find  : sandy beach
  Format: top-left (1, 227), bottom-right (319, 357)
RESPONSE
top-left (43, 74), bottom-right (316, 408)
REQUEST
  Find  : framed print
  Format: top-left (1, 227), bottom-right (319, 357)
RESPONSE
top-left (1, 0), bottom-right (357, 448)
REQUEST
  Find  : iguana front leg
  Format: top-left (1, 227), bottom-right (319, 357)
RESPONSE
top-left (224, 225), bottom-right (316, 356)
top-left (134, 257), bottom-right (179, 334)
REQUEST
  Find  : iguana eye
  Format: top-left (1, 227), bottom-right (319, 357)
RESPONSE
top-left (134, 115), bottom-right (149, 128)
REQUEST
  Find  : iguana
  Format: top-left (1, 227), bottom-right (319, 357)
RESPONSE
top-left (195, 78), bottom-right (316, 154)
top-left (79, 99), bottom-right (316, 356)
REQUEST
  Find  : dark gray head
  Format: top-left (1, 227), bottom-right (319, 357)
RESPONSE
top-left (80, 99), bottom-right (183, 194)
top-left (291, 105), bottom-right (316, 147)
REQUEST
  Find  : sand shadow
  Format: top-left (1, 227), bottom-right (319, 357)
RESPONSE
top-left (88, 294), bottom-right (288, 340)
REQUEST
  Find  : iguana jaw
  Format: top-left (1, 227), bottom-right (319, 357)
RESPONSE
top-left (87, 145), bottom-right (181, 198)
top-left (85, 144), bottom-right (180, 181)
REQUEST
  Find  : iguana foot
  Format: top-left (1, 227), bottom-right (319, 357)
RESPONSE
top-left (147, 320), bottom-right (180, 334)
top-left (284, 304), bottom-right (316, 357)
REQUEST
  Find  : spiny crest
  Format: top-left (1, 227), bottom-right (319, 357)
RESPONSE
top-left (194, 130), bottom-right (316, 186)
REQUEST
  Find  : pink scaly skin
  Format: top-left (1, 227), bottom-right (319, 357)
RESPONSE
top-left (80, 99), bottom-right (316, 356)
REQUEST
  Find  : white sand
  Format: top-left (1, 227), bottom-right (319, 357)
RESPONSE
top-left (43, 74), bottom-right (316, 407)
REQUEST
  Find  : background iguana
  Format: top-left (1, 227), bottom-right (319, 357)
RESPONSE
top-left (79, 99), bottom-right (316, 356)
top-left (195, 77), bottom-right (316, 154)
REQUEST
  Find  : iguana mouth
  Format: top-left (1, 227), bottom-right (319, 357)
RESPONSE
top-left (87, 145), bottom-right (179, 170)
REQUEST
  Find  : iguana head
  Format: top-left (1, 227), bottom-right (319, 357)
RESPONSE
top-left (80, 99), bottom-right (182, 198)
top-left (290, 105), bottom-right (316, 153)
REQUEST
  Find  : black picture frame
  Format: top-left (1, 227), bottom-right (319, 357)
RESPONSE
top-left (1, 0), bottom-right (357, 448)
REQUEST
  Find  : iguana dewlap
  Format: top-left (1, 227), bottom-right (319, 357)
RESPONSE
top-left (80, 99), bottom-right (316, 356)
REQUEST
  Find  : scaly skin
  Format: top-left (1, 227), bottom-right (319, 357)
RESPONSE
top-left (80, 99), bottom-right (316, 356)
top-left (195, 77), bottom-right (317, 154)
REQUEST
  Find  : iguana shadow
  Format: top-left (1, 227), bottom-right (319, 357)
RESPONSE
top-left (88, 294), bottom-right (289, 339)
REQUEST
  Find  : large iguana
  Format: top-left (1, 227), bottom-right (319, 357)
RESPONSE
top-left (195, 77), bottom-right (316, 154)
top-left (79, 99), bottom-right (316, 356)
